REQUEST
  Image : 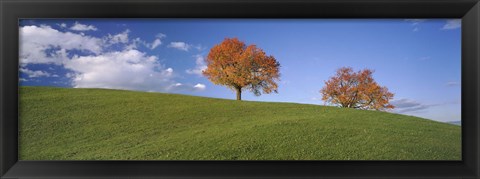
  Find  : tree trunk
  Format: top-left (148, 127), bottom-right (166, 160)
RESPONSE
top-left (236, 87), bottom-right (242, 100)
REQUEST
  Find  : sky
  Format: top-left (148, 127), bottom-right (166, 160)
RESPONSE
top-left (19, 19), bottom-right (461, 123)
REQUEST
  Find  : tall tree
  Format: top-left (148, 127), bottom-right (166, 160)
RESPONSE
top-left (203, 38), bottom-right (280, 100)
top-left (320, 67), bottom-right (395, 110)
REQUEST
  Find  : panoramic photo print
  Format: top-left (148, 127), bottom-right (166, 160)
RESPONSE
top-left (19, 19), bottom-right (461, 160)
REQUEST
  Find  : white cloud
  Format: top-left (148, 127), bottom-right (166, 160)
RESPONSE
top-left (64, 49), bottom-right (177, 92)
top-left (125, 37), bottom-right (143, 50)
top-left (405, 19), bottom-right (427, 32)
top-left (441, 19), bottom-right (461, 30)
top-left (150, 39), bottom-right (162, 49)
top-left (125, 33), bottom-right (166, 50)
top-left (167, 82), bottom-right (206, 92)
top-left (193, 83), bottom-right (206, 90)
top-left (70, 22), bottom-right (98, 31)
top-left (20, 68), bottom-right (51, 78)
top-left (58, 23), bottom-right (67, 28)
top-left (19, 25), bottom-right (103, 64)
top-left (168, 42), bottom-right (190, 51)
top-left (156, 33), bottom-right (166, 39)
top-left (405, 19), bottom-right (426, 26)
top-left (186, 54), bottom-right (207, 76)
top-left (19, 25), bottom-right (205, 93)
top-left (106, 29), bottom-right (130, 45)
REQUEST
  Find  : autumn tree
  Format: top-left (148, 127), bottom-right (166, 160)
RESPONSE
top-left (203, 38), bottom-right (280, 100)
top-left (320, 67), bottom-right (395, 110)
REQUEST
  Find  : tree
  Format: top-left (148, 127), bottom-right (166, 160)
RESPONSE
top-left (203, 38), bottom-right (280, 100)
top-left (320, 67), bottom-right (395, 110)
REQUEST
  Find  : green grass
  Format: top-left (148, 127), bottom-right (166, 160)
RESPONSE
top-left (19, 86), bottom-right (461, 160)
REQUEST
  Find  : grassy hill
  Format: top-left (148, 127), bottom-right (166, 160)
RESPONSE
top-left (19, 86), bottom-right (461, 160)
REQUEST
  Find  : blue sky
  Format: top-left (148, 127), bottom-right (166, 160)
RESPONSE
top-left (19, 19), bottom-right (461, 122)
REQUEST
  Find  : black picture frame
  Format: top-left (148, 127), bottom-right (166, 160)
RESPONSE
top-left (1, 0), bottom-right (479, 178)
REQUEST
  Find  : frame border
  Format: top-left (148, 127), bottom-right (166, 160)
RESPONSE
top-left (1, 0), bottom-right (479, 178)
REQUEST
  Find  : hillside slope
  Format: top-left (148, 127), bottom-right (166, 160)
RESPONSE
top-left (19, 86), bottom-right (461, 160)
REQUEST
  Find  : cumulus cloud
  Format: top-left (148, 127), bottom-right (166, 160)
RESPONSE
top-left (20, 25), bottom-right (103, 64)
top-left (149, 39), bottom-right (162, 49)
top-left (105, 30), bottom-right (130, 45)
top-left (147, 33), bottom-right (166, 50)
top-left (124, 37), bottom-right (144, 50)
top-left (123, 33), bottom-right (166, 50)
top-left (64, 49), bottom-right (177, 92)
top-left (20, 68), bottom-right (51, 78)
top-left (186, 54), bottom-right (207, 76)
top-left (70, 22), bottom-right (98, 31)
top-left (19, 25), bottom-right (205, 93)
top-left (58, 23), bottom-right (67, 28)
top-left (441, 19), bottom-right (461, 30)
top-left (168, 42), bottom-right (190, 51)
top-left (156, 33), bottom-right (166, 39)
top-left (193, 83), bottom-right (206, 90)
top-left (166, 82), bottom-right (206, 92)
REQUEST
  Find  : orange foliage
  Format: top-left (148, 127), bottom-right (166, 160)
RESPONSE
top-left (203, 38), bottom-right (280, 100)
top-left (320, 67), bottom-right (395, 110)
